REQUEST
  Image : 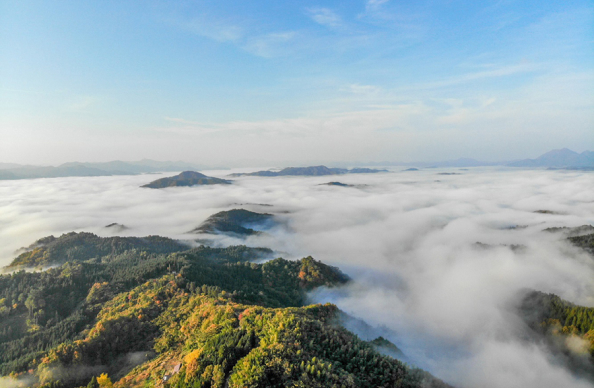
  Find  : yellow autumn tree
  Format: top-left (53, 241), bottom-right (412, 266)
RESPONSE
top-left (96, 373), bottom-right (113, 388)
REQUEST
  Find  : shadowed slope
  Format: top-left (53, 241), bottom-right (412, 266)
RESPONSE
top-left (191, 209), bottom-right (276, 236)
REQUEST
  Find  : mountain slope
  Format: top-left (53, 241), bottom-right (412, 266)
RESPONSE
top-left (0, 238), bottom-right (348, 379)
top-left (0, 233), bottom-right (452, 388)
top-left (190, 209), bottom-right (276, 236)
top-left (6, 232), bottom-right (188, 269)
top-left (515, 233), bottom-right (594, 380)
top-left (518, 290), bottom-right (594, 380)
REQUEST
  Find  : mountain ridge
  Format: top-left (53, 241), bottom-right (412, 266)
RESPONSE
top-left (1, 148), bottom-right (592, 181)
top-left (507, 148), bottom-right (594, 168)
top-left (229, 165), bottom-right (388, 177)
top-left (0, 233), bottom-right (452, 388)
top-left (0, 160), bottom-right (208, 180)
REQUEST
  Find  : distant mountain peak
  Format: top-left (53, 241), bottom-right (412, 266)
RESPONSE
top-left (177, 171), bottom-right (207, 179)
top-left (142, 171), bottom-right (231, 188)
top-left (537, 148), bottom-right (578, 158)
top-left (508, 148), bottom-right (593, 168)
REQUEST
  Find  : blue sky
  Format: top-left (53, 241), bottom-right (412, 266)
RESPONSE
top-left (1, 0), bottom-right (592, 165)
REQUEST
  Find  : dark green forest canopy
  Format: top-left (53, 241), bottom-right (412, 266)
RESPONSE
top-left (6, 232), bottom-right (189, 269)
top-left (369, 336), bottom-right (405, 359)
top-left (0, 232), bottom-right (451, 388)
top-left (543, 225), bottom-right (594, 237)
top-left (190, 209), bottom-right (276, 236)
top-left (569, 233), bottom-right (594, 255)
top-left (517, 289), bottom-right (594, 380)
top-left (515, 233), bottom-right (594, 380)
top-left (0, 242), bottom-right (291, 375)
top-left (519, 290), bottom-right (594, 335)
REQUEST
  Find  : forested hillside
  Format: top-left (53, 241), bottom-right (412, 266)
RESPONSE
top-left (0, 233), bottom-right (449, 388)
top-left (514, 232), bottom-right (594, 379)
top-left (190, 209), bottom-right (275, 236)
top-left (569, 233), bottom-right (594, 255)
top-left (519, 289), bottom-right (594, 379)
top-left (6, 232), bottom-right (189, 269)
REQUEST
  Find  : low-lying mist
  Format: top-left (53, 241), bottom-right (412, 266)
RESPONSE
top-left (1, 168), bottom-right (593, 387)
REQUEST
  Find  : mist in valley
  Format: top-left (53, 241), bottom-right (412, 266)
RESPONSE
top-left (1, 168), bottom-right (593, 387)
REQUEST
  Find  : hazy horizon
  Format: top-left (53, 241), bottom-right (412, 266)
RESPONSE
top-left (0, 147), bottom-right (592, 170)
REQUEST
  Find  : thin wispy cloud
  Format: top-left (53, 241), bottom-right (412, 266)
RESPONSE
top-left (156, 103), bottom-right (428, 138)
top-left (366, 0), bottom-right (390, 11)
top-left (166, 12), bottom-right (299, 58)
top-left (344, 83), bottom-right (383, 95)
top-left (306, 7), bottom-right (343, 29)
top-left (242, 31), bottom-right (297, 58)
top-left (146, 62), bottom-right (592, 163)
top-left (414, 63), bottom-right (539, 90)
top-left (174, 16), bottom-right (243, 42)
top-left (163, 3), bottom-right (424, 59)
top-left (356, 1), bottom-right (427, 44)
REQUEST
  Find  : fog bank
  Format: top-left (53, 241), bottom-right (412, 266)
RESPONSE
top-left (1, 168), bottom-right (593, 387)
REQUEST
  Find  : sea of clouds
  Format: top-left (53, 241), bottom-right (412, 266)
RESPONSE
top-left (1, 167), bottom-right (593, 387)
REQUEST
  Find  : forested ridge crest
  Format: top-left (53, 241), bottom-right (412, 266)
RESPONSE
top-left (0, 233), bottom-right (450, 388)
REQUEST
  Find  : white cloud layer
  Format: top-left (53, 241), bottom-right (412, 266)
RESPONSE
top-left (1, 168), bottom-right (594, 387)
